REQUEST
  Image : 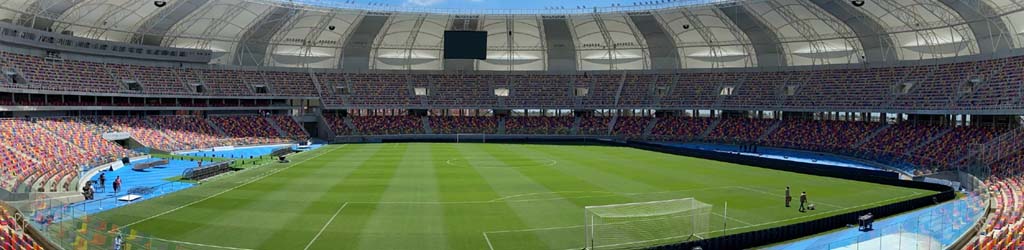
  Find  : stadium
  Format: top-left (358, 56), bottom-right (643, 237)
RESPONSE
top-left (0, 0), bottom-right (1019, 249)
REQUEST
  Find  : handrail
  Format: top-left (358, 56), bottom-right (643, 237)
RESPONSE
top-left (0, 201), bottom-right (60, 250)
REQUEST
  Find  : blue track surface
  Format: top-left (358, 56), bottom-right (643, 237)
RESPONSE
top-left (766, 196), bottom-right (985, 250)
top-left (32, 158), bottom-right (202, 222)
top-left (33, 144), bottom-right (328, 224)
top-left (182, 145), bottom-right (290, 159)
top-left (182, 144), bottom-right (325, 159)
top-left (29, 144), bottom-right (326, 229)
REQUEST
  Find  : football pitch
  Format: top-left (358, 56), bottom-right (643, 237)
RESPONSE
top-left (91, 143), bottom-right (935, 250)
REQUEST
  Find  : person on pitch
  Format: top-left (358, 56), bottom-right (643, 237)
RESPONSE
top-left (799, 191), bottom-right (808, 212)
top-left (785, 186), bottom-right (792, 207)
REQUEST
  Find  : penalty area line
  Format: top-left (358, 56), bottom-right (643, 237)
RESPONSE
top-left (483, 232), bottom-right (496, 250)
top-left (304, 202), bottom-right (349, 250)
top-left (486, 192), bottom-right (921, 240)
top-left (707, 191), bottom-right (922, 235)
top-left (544, 192), bottom-right (923, 250)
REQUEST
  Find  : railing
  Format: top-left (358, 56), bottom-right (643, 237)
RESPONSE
top-left (182, 161), bottom-right (234, 181)
top-left (977, 126), bottom-right (1024, 166)
top-left (11, 181), bottom-right (193, 222)
top-left (806, 194), bottom-right (987, 250)
top-left (5, 181), bottom-right (195, 250)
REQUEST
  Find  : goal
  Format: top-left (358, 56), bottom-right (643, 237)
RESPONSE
top-left (584, 198), bottom-right (712, 250)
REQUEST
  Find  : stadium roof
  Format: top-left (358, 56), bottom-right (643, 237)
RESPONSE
top-left (286, 0), bottom-right (732, 14)
top-left (0, 0), bottom-right (1019, 71)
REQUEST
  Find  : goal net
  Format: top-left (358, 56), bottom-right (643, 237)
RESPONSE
top-left (584, 198), bottom-right (712, 250)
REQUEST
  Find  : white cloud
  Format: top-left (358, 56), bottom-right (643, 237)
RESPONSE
top-left (405, 0), bottom-right (445, 6)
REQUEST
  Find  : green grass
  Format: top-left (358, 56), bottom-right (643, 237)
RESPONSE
top-left (89, 143), bottom-right (934, 250)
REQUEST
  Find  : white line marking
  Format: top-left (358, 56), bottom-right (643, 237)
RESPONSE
top-left (444, 158), bottom-right (557, 169)
top-left (484, 211), bottom-right (698, 234)
top-left (132, 235), bottom-right (256, 250)
top-left (545, 192), bottom-right (927, 250)
top-left (116, 145), bottom-right (345, 230)
top-left (708, 192), bottom-right (922, 233)
top-left (488, 191), bottom-right (619, 202)
top-left (485, 192), bottom-right (922, 235)
top-left (483, 232), bottom-right (495, 250)
top-left (303, 202), bottom-right (349, 250)
top-left (713, 212), bottom-right (753, 226)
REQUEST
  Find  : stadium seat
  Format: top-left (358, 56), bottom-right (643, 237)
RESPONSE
top-left (578, 117), bottom-right (612, 135)
top-left (649, 116), bottom-right (713, 141)
top-left (351, 116), bottom-right (424, 135)
top-left (0, 118), bottom-right (133, 192)
top-left (505, 116), bottom-right (574, 135)
top-left (430, 116), bottom-right (497, 134)
top-left (0, 204), bottom-right (42, 250)
top-left (270, 115), bottom-right (309, 139)
top-left (322, 113), bottom-right (354, 135)
top-left (209, 115), bottom-right (292, 144)
top-left (706, 117), bottom-right (776, 142)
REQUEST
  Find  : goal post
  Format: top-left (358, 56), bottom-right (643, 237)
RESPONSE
top-left (584, 198), bottom-right (712, 250)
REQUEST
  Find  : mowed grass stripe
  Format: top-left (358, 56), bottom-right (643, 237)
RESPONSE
top-left (134, 145), bottom-right (375, 249)
top-left (489, 144), bottom-right (738, 248)
top-left (477, 143), bottom-right (638, 207)
top-left (573, 146), bottom-right (784, 229)
top-left (508, 144), bottom-right (664, 198)
top-left (93, 143), bottom-right (938, 250)
top-left (354, 143), bottom-right (449, 250)
top-left (251, 144), bottom-right (389, 249)
top-left (177, 146), bottom-right (361, 247)
top-left (91, 147), bottom-right (339, 226)
top-left (502, 145), bottom-right (751, 236)
top-left (457, 144), bottom-right (587, 250)
top-left (529, 145), bottom-right (926, 237)
top-left (534, 144), bottom-right (711, 193)
top-left (431, 144), bottom-right (539, 250)
top-left (564, 146), bottom-right (725, 190)
top-left (300, 144), bottom-right (406, 250)
top-left (171, 145), bottom-right (362, 248)
top-left (586, 146), bottom-right (932, 235)
top-left (89, 145), bottom-right (352, 247)
top-left (479, 144), bottom-right (686, 250)
top-left (585, 147), bottom-right (835, 229)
